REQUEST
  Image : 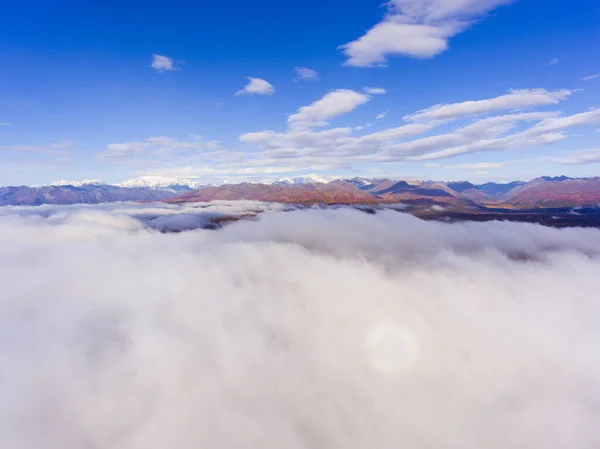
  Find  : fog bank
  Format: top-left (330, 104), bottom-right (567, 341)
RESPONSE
top-left (1, 203), bottom-right (599, 448)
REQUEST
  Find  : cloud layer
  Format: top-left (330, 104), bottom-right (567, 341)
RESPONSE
top-left (90, 85), bottom-right (599, 182)
top-left (1, 204), bottom-right (600, 448)
top-left (235, 89), bottom-right (596, 171)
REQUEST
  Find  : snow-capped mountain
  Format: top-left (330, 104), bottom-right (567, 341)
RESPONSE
top-left (50, 179), bottom-right (107, 187)
top-left (347, 177), bottom-right (373, 187)
top-left (274, 175), bottom-right (331, 186)
top-left (118, 176), bottom-right (204, 192)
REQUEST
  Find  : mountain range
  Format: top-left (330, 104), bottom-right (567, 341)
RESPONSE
top-left (0, 183), bottom-right (176, 206)
top-left (2, 176), bottom-right (600, 209)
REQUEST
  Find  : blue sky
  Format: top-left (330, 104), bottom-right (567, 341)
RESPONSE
top-left (1, 0), bottom-right (599, 185)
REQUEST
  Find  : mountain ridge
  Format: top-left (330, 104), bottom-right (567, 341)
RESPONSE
top-left (2, 175), bottom-right (600, 209)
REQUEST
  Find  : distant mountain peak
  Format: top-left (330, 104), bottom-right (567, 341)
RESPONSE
top-left (540, 176), bottom-right (572, 182)
top-left (50, 179), bottom-right (107, 187)
top-left (446, 181), bottom-right (477, 193)
top-left (118, 176), bottom-right (204, 190)
top-left (275, 175), bottom-right (331, 185)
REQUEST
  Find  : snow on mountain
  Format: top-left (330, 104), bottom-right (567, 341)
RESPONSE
top-left (117, 176), bottom-right (204, 191)
top-left (50, 179), bottom-right (107, 187)
top-left (347, 177), bottom-right (372, 187)
top-left (275, 175), bottom-right (331, 185)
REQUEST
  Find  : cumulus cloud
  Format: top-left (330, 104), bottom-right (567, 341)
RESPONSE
top-left (340, 0), bottom-right (515, 66)
top-left (376, 112), bottom-right (387, 120)
top-left (151, 54), bottom-right (179, 71)
top-left (404, 89), bottom-right (573, 123)
top-left (236, 77), bottom-right (275, 95)
top-left (1, 205), bottom-right (600, 448)
top-left (294, 67), bottom-right (319, 81)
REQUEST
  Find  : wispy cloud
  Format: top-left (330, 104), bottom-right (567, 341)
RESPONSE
top-left (549, 57), bottom-right (560, 66)
top-left (0, 140), bottom-right (74, 156)
top-left (0, 122), bottom-right (13, 127)
top-left (98, 136), bottom-right (218, 160)
top-left (294, 67), bottom-right (319, 81)
top-left (541, 148), bottom-right (600, 165)
top-left (237, 88), bottom-right (600, 170)
top-left (582, 74), bottom-right (600, 81)
top-left (151, 54), bottom-right (179, 72)
top-left (365, 87), bottom-right (387, 95)
top-left (447, 161), bottom-right (511, 170)
top-left (404, 89), bottom-right (572, 123)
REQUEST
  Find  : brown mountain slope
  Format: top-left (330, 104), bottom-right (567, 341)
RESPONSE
top-left (502, 177), bottom-right (600, 208)
top-left (164, 177), bottom-right (600, 210)
top-left (166, 182), bottom-right (385, 204)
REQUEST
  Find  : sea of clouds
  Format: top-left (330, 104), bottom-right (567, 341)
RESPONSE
top-left (1, 201), bottom-right (600, 448)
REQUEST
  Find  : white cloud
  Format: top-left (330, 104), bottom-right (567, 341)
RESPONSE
top-left (98, 136), bottom-right (216, 160)
top-left (528, 108), bottom-right (600, 133)
top-left (389, 112), bottom-right (552, 157)
top-left (237, 88), bottom-right (600, 170)
top-left (399, 112), bottom-right (568, 161)
top-left (405, 89), bottom-right (573, 123)
top-left (0, 140), bottom-right (74, 156)
top-left (151, 54), bottom-right (179, 71)
top-left (1, 206), bottom-right (600, 448)
top-left (541, 148), bottom-right (600, 165)
top-left (287, 89), bottom-right (371, 129)
top-left (99, 141), bottom-right (149, 159)
top-left (100, 88), bottom-right (596, 179)
top-left (294, 67), bottom-right (319, 81)
top-left (549, 57), bottom-right (560, 66)
top-left (582, 74), bottom-right (599, 81)
top-left (0, 122), bottom-right (13, 127)
top-left (236, 77), bottom-right (275, 95)
top-left (357, 123), bottom-right (434, 143)
top-left (355, 123), bottom-right (373, 131)
top-left (340, 0), bottom-right (514, 66)
top-left (365, 87), bottom-right (387, 95)
top-left (448, 162), bottom-right (509, 169)
top-left (376, 112), bottom-right (388, 120)
top-left (241, 127), bottom-right (353, 150)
